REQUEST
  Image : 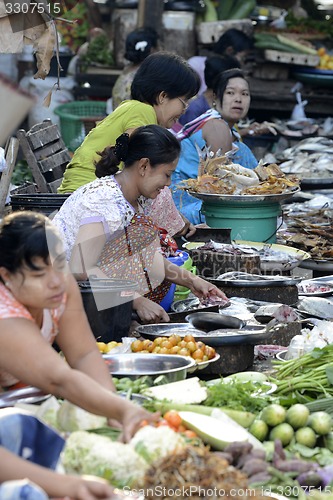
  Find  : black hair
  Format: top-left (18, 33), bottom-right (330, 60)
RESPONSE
top-left (213, 68), bottom-right (248, 105)
top-left (131, 51), bottom-right (201, 104)
top-left (124, 27), bottom-right (159, 64)
top-left (214, 29), bottom-right (254, 56)
top-left (0, 211), bottom-right (62, 278)
top-left (95, 124), bottom-right (181, 178)
top-left (204, 54), bottom-right (241, 89)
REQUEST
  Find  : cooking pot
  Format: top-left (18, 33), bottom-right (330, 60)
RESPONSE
top-left (78, 278), bottom-right (137, 343)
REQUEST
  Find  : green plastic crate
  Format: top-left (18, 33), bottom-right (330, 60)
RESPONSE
top-left (54, 100), bottom-right (107, 152)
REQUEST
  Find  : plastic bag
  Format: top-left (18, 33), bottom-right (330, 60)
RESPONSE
top-left (291, 91), bottom-right (308, 121)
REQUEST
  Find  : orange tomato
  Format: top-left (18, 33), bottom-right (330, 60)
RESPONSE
top-left (131, 340), bottom-right (143, 352)
top-left (182, 430), bottom-right (197, 439)
top-left (163, 410), bottom-right (182, 429)
top-left (192, 348), bottom-right (204, 361)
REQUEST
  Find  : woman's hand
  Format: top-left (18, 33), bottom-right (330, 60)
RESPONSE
top-left (133, 296), bottom-right (169, 324)
top-left (68, 475), bottom-right (115, 499)
top-left (174, 215), bottom-right (196, 238)
top-left (189, 276), bottom-right (228, 301)
top-left (119, 403), bottom-right (160, 443)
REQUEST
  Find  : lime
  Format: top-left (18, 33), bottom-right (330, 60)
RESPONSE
top-left (249, 419), bottom-right (269, 442)
top-left (261, 404), bottom-right (286, 427)
top-left (269, 423), bottom-right (294, 446)
top-left (286, 404), bottom-right (310, 430)
top-left (308, 411), bottom-right (333, 436)
top-left (295, 427), bottom-right (317, 448)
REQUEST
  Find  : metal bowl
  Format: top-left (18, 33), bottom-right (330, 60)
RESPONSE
top-left (185, 312), bottom-right (245, 331)
top-left (103, 353), bottom-right (196, 383)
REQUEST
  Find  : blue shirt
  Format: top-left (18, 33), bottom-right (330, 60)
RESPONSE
top-left (171, 121), bottom-right (258, 225)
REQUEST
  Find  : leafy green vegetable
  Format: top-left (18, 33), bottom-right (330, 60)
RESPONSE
top-left (80, 34), bottom-right (114, 69)
top-left (204, 379), bottom-right (275, 413)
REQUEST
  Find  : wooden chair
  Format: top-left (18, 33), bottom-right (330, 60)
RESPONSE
top-left (16, 119), bottom-right (71, 193)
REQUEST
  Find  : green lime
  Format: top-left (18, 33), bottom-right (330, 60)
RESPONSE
top-left (261, 404), bottom-right (286, 427)
top-left (249, 419), bottom-right (269, 442)
top-left (269, 423), bottom-right (294, 446)
top-left (295, 427), bottom-right (317, 448)
top-left (286, 404), bottom-right (310, 430)
top-left (308, 411), bottom-right (333, 435)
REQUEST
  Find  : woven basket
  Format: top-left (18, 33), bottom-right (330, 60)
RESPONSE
top-left (54, 100), bottom-right (107, 151)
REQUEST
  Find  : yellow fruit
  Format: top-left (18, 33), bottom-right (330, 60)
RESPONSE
top-left (106, 341), bottom-right (118, 352)
top-left (96, 341), bottom-right (107, 353)
top-left (318, 47), bottom-right (326, 57)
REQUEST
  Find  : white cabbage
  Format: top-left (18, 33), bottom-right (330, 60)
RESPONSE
top-left (62, 431), bottom-right (148, 488)
top-left (130, 425), bottom-right (186, 464)
top-left (56, 400), bottom-right (107, 432)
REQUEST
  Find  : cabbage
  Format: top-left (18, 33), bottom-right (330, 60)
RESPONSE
top-left (62, 431), bottom-right (148, 488)
top-left (130, 425), bottom-right (186, 464)
top-left (56, 400), bottom-right (107, 432)
top-left (36, 396), bottom-right (61, 430)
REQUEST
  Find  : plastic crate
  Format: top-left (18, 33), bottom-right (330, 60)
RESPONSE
top-left (54, 100), bottom-right (107, 152)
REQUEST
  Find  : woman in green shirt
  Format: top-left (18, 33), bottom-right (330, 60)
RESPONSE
top-left (58, 52), bottom-right (200, 195)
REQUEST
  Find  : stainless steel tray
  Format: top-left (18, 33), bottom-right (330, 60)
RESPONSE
top-left (135, 322), bottom-right (271, 346)
top-left (187, 188), bottom-right (300, 204)
top-left (0, 386), bottom-right (50, 408)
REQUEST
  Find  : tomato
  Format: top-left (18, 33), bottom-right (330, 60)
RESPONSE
top-left (192, 348), bottom-right (204, 361)
top-left (160, 340), bottom-right (173, 350)
top-left (169, 334), bottom-right (181, 346)
top-left (159, 347), bottom-right (170, 355)
top-left (131, 340), bottom-right (143, 352)
top-left (142, 339), bottom-right (154, 352)
top-left (186, 341), bottom-right (197, 353)
top-left (182, 430), bottom-right (197, 439)
top-left (163, 410), bottom-right (182, 429)
top-left (184, 334), bottom-right (196, 343)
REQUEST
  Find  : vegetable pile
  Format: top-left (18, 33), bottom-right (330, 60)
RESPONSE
top-left (270, 344), bottom-right (333, 403)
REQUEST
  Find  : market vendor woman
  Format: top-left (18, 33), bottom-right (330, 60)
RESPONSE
top-left (0, 211), bottom-right (158, 437)
top-left (53, 125), bottom-right (228, 323)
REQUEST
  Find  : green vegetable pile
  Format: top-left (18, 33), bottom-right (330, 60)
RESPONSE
top-left (80, 34), bottom-right (114, 69)
top-left (204, 379), bottom-right (276, 413)
top-left (270, 345), bottom-right (333, 404)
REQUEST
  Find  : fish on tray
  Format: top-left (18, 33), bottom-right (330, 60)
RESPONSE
top-left (297, 296), bottom-right (333, 320)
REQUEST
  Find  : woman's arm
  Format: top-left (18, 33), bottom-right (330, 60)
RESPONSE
top-left (0, 447), bottom-right (114, 499)
top-left (0, 319), bottom-right (158, 441)
top-left (164, 259), bottom-right (228, 301)
top-left (202, 119), bottom-right (233, 155)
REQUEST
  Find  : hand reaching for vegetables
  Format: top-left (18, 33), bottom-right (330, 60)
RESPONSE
top-left (119, 402), bottom-right (160, 443)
